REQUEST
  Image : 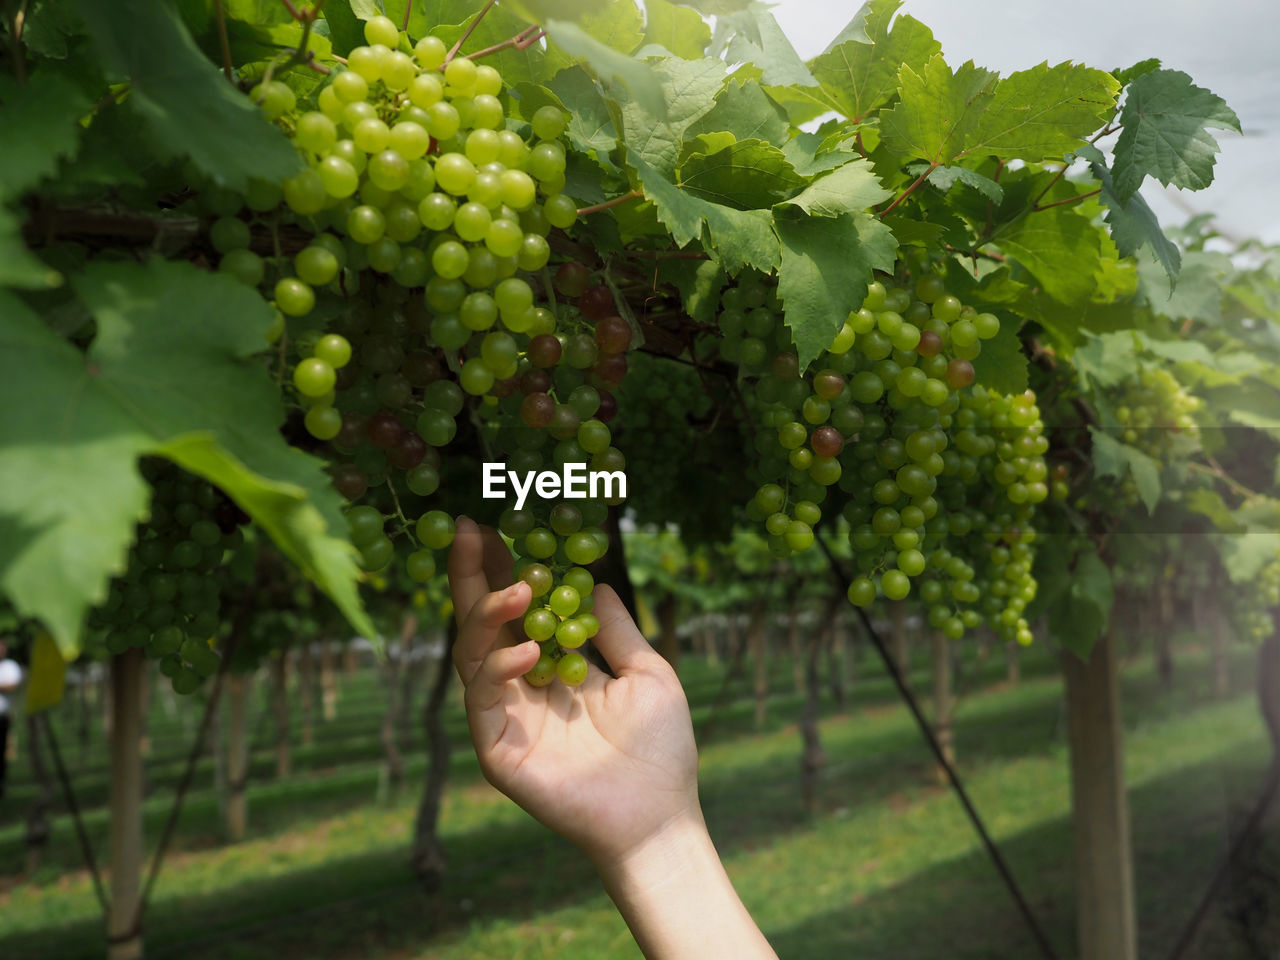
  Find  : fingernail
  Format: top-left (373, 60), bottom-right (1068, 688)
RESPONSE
top-left (456, 515), bottom-right (475, 532)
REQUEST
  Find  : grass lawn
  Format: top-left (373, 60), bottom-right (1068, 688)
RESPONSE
top-left (0, 629), bottom-right (1276, 959)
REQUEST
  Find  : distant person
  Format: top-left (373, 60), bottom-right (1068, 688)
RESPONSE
top-left (0, 638), bottom-right (22, 800)
top-left (448, 519), bottom-right (778, 959)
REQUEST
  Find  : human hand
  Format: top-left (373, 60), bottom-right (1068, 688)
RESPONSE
top-left (447, 517), bottom-right (702, 865)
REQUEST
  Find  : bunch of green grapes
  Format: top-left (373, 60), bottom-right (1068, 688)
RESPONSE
top-left (86, 460), bottom-right (246, 694)
top-left (1232, 556), bottom-right (1280, 640)
top-left (1107, 365), bottom-right (1201, 463)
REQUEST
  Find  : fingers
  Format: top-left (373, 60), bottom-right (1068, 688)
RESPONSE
top-left (466, 640), bottom-right (541, 750)
top-left (448, 516), bottom-right (494, 628)
top-left (590, 585), bottom-right (665, 676)
top-left (453, 580), bottom-right (531, 686)
top-left (481, 525), bottom-right (514, 590)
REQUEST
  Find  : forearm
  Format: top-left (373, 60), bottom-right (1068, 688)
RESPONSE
top-left (593, 814), bottom-right (777, 960)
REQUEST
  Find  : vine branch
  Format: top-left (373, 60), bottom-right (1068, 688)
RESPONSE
top-left (879, 161), bottom-right (938, 218)
top-left (469, 24), bottom-right (545, 61)
top-left (444, 0), bottom-right (496, 66)
top-left (401, 0), bottom-right (412, 32)
top-left (213, 0), bottom-right (234, 82)
top-left (576, 190), bottom-right (642, 217)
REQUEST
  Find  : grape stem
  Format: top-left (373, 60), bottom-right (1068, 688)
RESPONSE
top-left (443, 0), bottom-right (497, 66)
top-left (468, 25), bottom-right (545, 62)
top-left (879, 161), bottom-right (939, 218)
top-left (400, 0), bottom-right (412, 32)
top-left (213, 0), bottom-right (234, 82)
top-left (576, 190), bottom-right (642, 217)
top-left (1031, 187), bottom-right (1101, 212)
top-left (385, 475), bottom-right (412, 535)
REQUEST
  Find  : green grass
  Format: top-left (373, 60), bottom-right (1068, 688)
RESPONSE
top-left (0, 634), bottom-right (1275, 959)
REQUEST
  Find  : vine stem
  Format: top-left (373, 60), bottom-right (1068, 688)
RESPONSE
top-left (400, 0), bottom-right (412, 32)
top-left (1032, 187), bottom-right (1101, 212)
top-left (879, 161), bottom-right (938, 218)
top-left (577, 190), bottom-right (642, 217)
top-left (10, 0), bottom-right (30, 84)
top-left (469, 25), bottom-right (545, 61)
top-left (213, 0), bottom-right (234, 82)
top-left (444, 0), bottom-right (496, 66)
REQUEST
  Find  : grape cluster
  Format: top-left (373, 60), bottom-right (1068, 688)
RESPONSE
top-left (721, 267), bottom-right (1044, 643)
top-left (1108, 366), bottom-right (1201, 462)
top-left (1232, 556), bottom-right (1280, 640)
top-left (88, 461), bottom-right (246, 694)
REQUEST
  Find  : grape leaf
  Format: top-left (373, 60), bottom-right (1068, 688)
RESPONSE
top-left (619, 56), bottom-right (725, 176)
top-left (996, 207), bottom-right (1101, 304)
top-left (970, 316), bottom-right (1028, 395)
top-left (1112, 57), bottom-right (1161, 88)
top-left (807, 0), bottom-right (940, 121)
top-left (1076, 143), bottom-right (1180, 286)
top-left (685, 79), bottom-right (789, 146)
top-left (545, 19), bottom-right (666, 118)
top-left (495, 0), bottom-right (598, 24)
top-left (576, 0), bottom-right (646, 54)
top-left (1050, 550), bottom-right (1113, 659)
top-left (320, 0), bottom-right (365, 55)
top-left (21, 0), bottom-right (85, 59)
top-left (1219, 533), bottom-right (1280, 584)
top-left (1137, 248), bottom-right (1228, 324)
top-left (1111, 69), bottom-right (1240, 202)
top-left (774, 210), bottom-right (897, 368)
top-left (878, 56), bottom-right (996, 165)
top-left (1090, 429), bottom-right (1161, 513)
top-left (913, 163), bottom-right (1003, 203)
top-left (643, 0), bottom-right (712, 59)
top-left (68, 0), bottom-right (302, 193)
top-left (0, 262), bottom-right (371, 656)
top-left (628, 149), bottom-right (779, 276)
top-left (720, 1), bottom-right (816, 88)
top-left (679, 138), bottom-right (804, 209)
top-left (0, 209), bottom-right (63, 290)
top-left (0, 72), bottom-right (89, 200)
top-left (779, 158), bottom-right (891, 217)
top-left (516, 67), bottom-right (619, 161)
top-left (962, 61), bottom-right (1118, 163)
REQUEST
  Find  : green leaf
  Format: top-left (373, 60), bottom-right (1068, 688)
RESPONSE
top-left (1205, 384), bottom-right (1280, 430)
top-left (1050, 551), bottom-right (1113, 659)
top-left (545, 18), bottom-right (666, 118)
top-left (774, 211), bottom-right (897, 368)
top-left (780, 132), bottom-right (858, 177)
top-left (1220, 533), bottom-right (1280, 584)
top-left (69, 0), bottom-right (302, 193)
top-left (643, 0), bottom-right (711, 58)
top-left (0, 262), bottom-right (370, 655)
top-left (517, 67), bottom-right (619, 161)
top-left (496, 0), bottom-right (598, 24)
top-left (1090, 428), bottom-right (1162, 513)
top-left (685, 79), bottom-right (789, 146)
top-left (320, 0), bottom-right (364, 56)
top-left (720, 1), bottom-right (816, 88)
top-left (0, 72), bottom-right (89, 200)
top-left (1112, 57), bottom-right (1161, 88)
top-left (659, 258), bottom-right (725, 326)
top-left (679, 137), bottom-right (804, 209)
top-left (780, 158), bottom-right (891, 217)
top-left (996, 207), bottom-right (1101, 304)
top-left (628, 148), bottom-right (781, 276)
top-left (577, 0), bottom-right (646, 54)
top-left (962, 61), bottom-right (1118, 163)
top-left (1137, 248), bottom-right (1228, 323)
top-left (1076, 143), bottom-right (1180, 286)
top-left (1111, 69), bottom-right (1241, 202)
top-left (619, 56), bottom-right (725, 176)
top-left (914, 163), bottom-right (1003, 203)
top-left (878, 55), bottom-right (996, 165)
top-left (970, 316), bottom-right (1028, 395)
top-left (21, 0), bottom-right (85, 59)
top-left (1074, 330), bottom-right (1139, 388)
top-left (807, 0), bottom-right (940, 121)
top-left (0, 208), bottom-right (63, 290)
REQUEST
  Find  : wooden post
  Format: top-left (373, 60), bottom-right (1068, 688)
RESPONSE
top-left (320, 641), bottom-right (337, 722)
top-left (225, 672), bottom-right (250, 841)
top-left (107, 648), bottom-right (145, 960)
top-left (931, 633), bottom-right (954, 782)
top-left (1006, 641), bottom-right (1021, 685)
top-left (890, 601), bottom-right (911, 691)
top-left (1202, 571), bottom-right (1230, 698)
top-left (1155, 580), bottom-right (1175, 688)
top-left (270, 652), bottom-right (290, 779)
top-left (1063, 628), bottom-right (1138, 960)
top-left (787, 601), bottom-right (803, 695)
top-left (297, 642), bottom-right (315, 746)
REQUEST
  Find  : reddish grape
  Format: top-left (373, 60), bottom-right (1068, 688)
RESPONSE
top-left (490, 376), bottom-right (519, 399)
top-left (389, 432), bottom-right (427, 469)
top-left (332, 464), bottom-right (368, 499)
top-left (554, 261), bottom-right (590, 298)
top-left (521, 392), bottom-right (555, 428)
top-left (771, 352), bottom-right (799, 381)
top-left (521, 368), bottom-right (552, 394)
top-left (917, 330), bottom-right (943, 357)
top-left (593, 353), bottom-right (627, 387)
top-left (578, 284), bottom-right (614, 321)
top-left (812, 369), bottom-right (846, 400)
top-left (811, 425), bottom-right (844, 459)
top-left (527, 333), bottom-right (562, 368)
top-left (946, 358), bottom-right (975, 389)
top-left (366, 411), bottom-right (403, 449)
top-left (594, 316), bottom-right (632, 355)
top-left (548, 403), bottom-right (581, 440)
top-left (334, 364), bottom-right (359, 391)
top-left (596, 390), bottom-right (618, 424)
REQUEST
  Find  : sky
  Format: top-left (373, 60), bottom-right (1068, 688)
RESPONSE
top-left (766, 0), bottom-right (1280, 244)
